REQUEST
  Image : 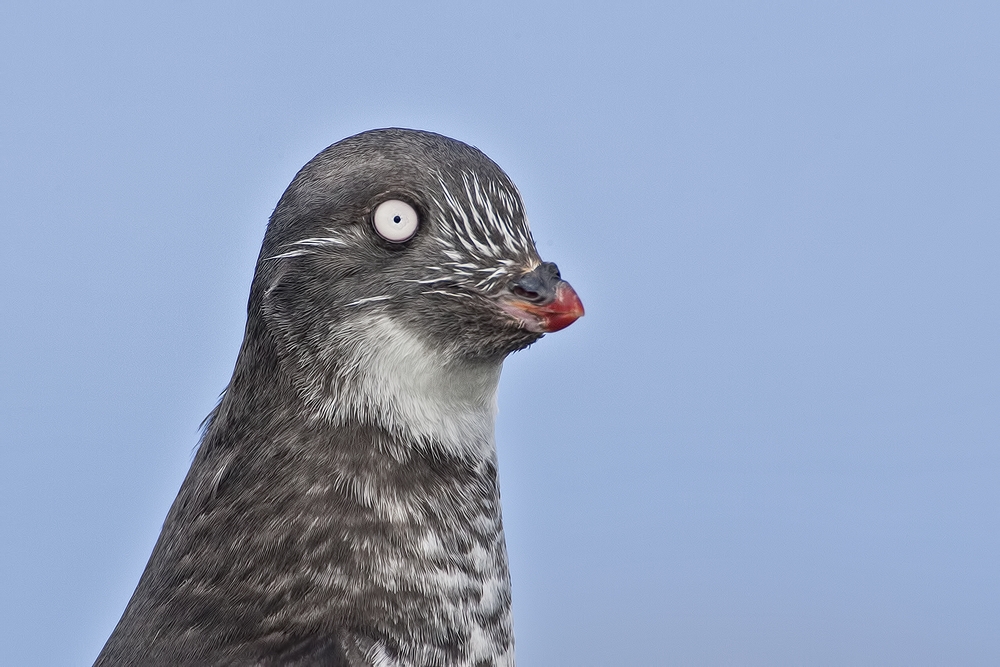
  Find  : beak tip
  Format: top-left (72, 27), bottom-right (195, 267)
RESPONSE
top-left (538, 282), bottom-right (584, 333)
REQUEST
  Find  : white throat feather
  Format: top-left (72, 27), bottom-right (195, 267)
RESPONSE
top-left (309, 314), bottom-right (501, 459)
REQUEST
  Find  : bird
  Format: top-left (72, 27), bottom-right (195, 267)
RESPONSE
top-left (94, 128), bottom-right (584, 667)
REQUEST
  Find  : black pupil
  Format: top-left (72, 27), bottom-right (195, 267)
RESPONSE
top-left (393, 215), bottom-right (402, 223)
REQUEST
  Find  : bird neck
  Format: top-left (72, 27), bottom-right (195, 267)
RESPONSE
top-left (321, 313), bottom-right (504, 459)
top-left (215, 309), bottom-right (505, 453)
top-left (171, 318), bottom-right (516, 665)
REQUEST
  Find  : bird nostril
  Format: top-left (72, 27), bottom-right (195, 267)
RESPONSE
top-left (512, 285), bottom-right (542, 302)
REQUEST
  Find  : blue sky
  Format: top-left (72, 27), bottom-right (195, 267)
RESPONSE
top-left (2, 2), bottom-right (999, 665)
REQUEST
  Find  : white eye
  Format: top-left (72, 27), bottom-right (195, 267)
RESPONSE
top-left (373, 199), bottom-right (419, 242)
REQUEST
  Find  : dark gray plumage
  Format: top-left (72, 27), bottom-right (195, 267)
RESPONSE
top-left (95, 128), bottom-right (583, 667)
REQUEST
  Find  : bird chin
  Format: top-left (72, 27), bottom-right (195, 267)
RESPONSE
top-left (497, 301), bottom-right (549, 334)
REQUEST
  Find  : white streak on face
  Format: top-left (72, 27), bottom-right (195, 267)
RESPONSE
top-left (462, 173), bottom-right (502, 257)
top-left (404, 277), bottom-right (454, 285)
top-left (437, 172), bottom-right (533, 261)
top-left (262, 249), bottom-right (313, 261)
top-left (292, 236), bottom-right (348, 247)
top-left (313, 315), bottom-right (501, 459)
top-left (263, 232), bottom-right (350, 261)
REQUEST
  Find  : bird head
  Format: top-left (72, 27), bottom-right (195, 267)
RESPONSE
top-left (243, 129), bottom-right (583, 449)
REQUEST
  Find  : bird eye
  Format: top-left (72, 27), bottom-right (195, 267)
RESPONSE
top-left (373, 199), bottom-right (419, 242)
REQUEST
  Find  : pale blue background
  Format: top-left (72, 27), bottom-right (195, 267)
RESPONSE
top-left (2, 2), bottom-right (999, 665)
